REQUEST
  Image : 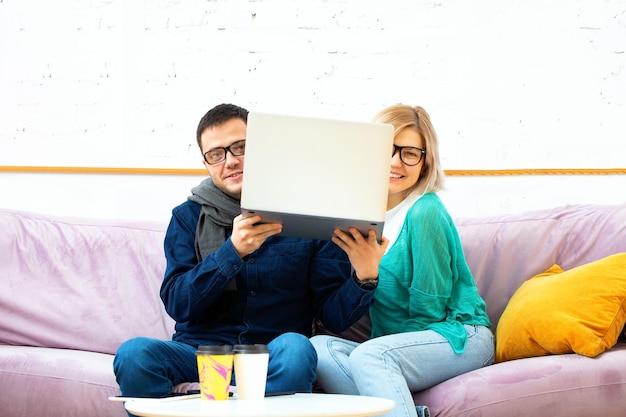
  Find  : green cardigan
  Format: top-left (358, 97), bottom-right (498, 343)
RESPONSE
top-left (370, 193), bottom-right (491, 354)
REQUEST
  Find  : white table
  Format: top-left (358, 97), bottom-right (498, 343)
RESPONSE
top-left (125, 393), bottom-right (395, 417)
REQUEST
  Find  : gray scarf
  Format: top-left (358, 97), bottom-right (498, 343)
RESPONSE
top-left (188, 177), bottom-right (240, 290)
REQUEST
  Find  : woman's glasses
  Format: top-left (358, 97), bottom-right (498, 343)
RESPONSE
top-left (392, 145), bottom-right (425, 166)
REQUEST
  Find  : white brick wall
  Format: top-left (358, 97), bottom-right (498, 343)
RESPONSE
top-left (0, 0), bottom-right (625, 219)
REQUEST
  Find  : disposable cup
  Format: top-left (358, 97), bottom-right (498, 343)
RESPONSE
top-left (233, 344), bottom-right (270, 400)
top-left (196, 345), bottom-right (234, 400)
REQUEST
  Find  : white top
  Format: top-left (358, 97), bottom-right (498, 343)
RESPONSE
top-left (383, 191), bottom-right (421, 253)
top-left (124, 393), bottom-right (395, 417)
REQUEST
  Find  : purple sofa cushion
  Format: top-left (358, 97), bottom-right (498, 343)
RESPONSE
top-left (0, 209), bottom-right (174, 355)
top-left (0, 345), bottom-right (125, 417)
top-left (413, 343), bottom-right (626, 417)
top-left (455, 202), bottom-right (626, 330)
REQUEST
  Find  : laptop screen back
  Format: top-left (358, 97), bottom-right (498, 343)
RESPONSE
top-left (241, 112), bottom-right (393, 241)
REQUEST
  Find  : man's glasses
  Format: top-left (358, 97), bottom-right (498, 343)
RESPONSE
top-left (392, 145), bottom-right (425, 166)
top-left (203, 139), bottom-right (246, 165)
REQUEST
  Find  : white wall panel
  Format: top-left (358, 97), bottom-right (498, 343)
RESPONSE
top-left (1, 0), bottom-right (624, 220)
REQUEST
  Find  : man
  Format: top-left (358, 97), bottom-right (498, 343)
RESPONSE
top-left (113, 103), bottom-right (381, 398)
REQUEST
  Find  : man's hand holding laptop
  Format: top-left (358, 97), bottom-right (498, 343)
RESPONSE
top-left (231, 214), bottom-right (283, 258)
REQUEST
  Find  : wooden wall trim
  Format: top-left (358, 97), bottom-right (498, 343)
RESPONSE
top-left (1, 166), bottom-right (625, 176)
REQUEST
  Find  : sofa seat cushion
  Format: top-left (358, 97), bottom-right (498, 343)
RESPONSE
top-left (495, 253), bottom-right (626, 362)
top-left (0, 345), bottom-right (125, 417)
top-left (412, 342), bottom-right (626, 417)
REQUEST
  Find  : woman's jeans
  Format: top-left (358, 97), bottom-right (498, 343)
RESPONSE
top-left (113, 332), bottom-right (317, 398)
top-left (310, 325), bottom-right (494, 417)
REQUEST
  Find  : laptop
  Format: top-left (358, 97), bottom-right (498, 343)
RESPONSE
top-left (240, 111), bottom-right (393, 241)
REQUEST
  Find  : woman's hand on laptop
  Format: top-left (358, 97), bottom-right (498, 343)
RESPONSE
top-left (332, 228), bottom-right (388, 281)
top-left (231, 214), bottom-right (282, 258)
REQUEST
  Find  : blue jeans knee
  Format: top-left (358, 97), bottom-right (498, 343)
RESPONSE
top-left (265, 332), bottom-right (317, 393)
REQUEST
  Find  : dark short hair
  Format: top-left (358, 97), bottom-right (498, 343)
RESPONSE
top-left (196, 103), bottom-right (249, 149)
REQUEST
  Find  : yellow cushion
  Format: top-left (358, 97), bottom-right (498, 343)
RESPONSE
top-left (495, 253), bottom-right (626, 363)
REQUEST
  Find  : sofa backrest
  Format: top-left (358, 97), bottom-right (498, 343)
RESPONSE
top-left (455, 202), bottom-right (626, 329)
top-left (3, 203), bottom-right (625, 351)
top-left (0, 209), bottom-right (175, 355)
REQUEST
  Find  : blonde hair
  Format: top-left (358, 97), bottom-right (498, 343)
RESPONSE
top-left (372, 104), bottom-right (445, 195)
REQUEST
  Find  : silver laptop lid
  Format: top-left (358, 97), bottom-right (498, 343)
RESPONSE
top-left (241, 111), bottom-right (393, 241)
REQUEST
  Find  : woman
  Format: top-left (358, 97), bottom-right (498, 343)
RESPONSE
top-left (311, 104), bottom-right (494, 417)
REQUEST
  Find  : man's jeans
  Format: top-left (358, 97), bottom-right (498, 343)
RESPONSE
top-left (113, 332), bottom-right (317, 398)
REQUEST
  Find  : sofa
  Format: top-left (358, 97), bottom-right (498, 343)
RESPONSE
top-left (1, 202), bottom-right (625, 417)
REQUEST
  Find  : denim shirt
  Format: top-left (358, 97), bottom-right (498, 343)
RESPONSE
top-left (161, 200), bottom-right (373, 346)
